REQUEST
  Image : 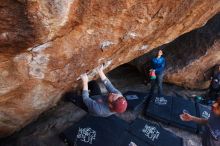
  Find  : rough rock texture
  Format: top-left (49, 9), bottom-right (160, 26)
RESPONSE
top-left (132, 14), bottom-right (220, 89)
top-left (0, 0), bottom-right (220, 137)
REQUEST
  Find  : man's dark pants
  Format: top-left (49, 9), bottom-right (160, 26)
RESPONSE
top-left (149, 73), bottom-right (164, 97)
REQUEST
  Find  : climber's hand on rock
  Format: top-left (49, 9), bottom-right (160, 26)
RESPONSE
top-left (80, 73), bottom-right (88, 84)
top-left (80, 73), bottom-right (89, 91)
top-left (97, 64), bottom-right (107, 80)
top-left (96, 64), bottom-right (104, 74)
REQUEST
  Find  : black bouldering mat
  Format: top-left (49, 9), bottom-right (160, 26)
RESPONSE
top-left (171, 96), bottom-right (198, 133)
top-left (123, 91), bottom-right (149, 112)
top-left (117, 131), bottom-right (152, 146)
top-left (146, 96), bottom-right (172, 124)
top-left (145, 96), bottom-right (199, 133)
top-left (129, 118), bottom-right (183, 146)
top-left (60, 115), bottom-right (129, 146)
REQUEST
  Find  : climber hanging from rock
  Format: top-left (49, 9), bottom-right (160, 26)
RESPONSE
top-left (80, 64), bottom-right (128, 117)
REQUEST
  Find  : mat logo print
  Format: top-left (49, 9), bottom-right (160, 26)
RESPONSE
top-left (142, 124), bottom-right (160, 141)
top-left (202, 111), bottom-right (210, 119)
top-left (77, 127), bottom-right (96, 144)
top-left (155, 97), bottom-right (167, 105)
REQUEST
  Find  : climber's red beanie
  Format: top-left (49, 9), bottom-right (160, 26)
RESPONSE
top-left (112, 96), bottom-right (127, 113)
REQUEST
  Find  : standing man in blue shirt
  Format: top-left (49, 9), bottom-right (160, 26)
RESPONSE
top-left (149, 49), bottom-right (166, 97)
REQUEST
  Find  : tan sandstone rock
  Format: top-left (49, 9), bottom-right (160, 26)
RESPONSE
top-left (164, 14), bottom-right (220, 89)
top-left (0, 0), bottom-right (220, 137)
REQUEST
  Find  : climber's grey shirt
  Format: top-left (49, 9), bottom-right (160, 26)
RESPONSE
top-left (202, 112), bottom-right (220, 146)
top-left (82, 78), bottom-right (122, 117)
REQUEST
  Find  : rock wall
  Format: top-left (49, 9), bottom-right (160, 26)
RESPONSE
top-left (132, 13), bottom-right (220, 89)
top-left (0, 0), bottom-right (220, 137)
top-left (164, 14), bottom-right (220, 89)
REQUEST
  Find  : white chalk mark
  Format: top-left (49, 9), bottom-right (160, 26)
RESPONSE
top-left (100, 41), bottom-right (114, 49)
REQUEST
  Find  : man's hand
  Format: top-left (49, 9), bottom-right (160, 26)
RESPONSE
top-left (96, 64), bottom-right (104, 74)
top-left (80, 73), bottom-right (88, 83)
top-left (97, 64), bottom-right (107, 80)
top-left (179, 113), bottom-right (194, 121)
top-left (80, 73), bottom-right (89, 91)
